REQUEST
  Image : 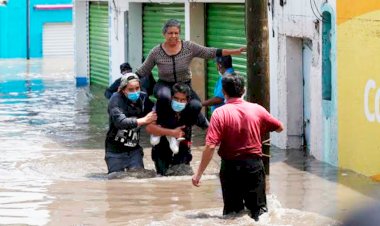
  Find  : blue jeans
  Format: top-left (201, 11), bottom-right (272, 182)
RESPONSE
top-left (105, 147), bottom-right (144, 173)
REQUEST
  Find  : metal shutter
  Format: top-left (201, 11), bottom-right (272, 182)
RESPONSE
top-left (43, 23), bottom-right (74, 56)
top-left (89, 2), bottom-right (109, 87)
top-left (142, 3), bottom-right (185, 80)
top-left (206, 3), bottom-right (246, 99)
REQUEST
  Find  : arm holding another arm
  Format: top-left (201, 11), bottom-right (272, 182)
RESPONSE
top-left (109, 96), bottom-right (157, 129)
top-left (111, 108), bottom-right (157, 129)
top-left (136, 111), bottom-right (157, 127)
top-left (146, 123), bottom-right (185, 138)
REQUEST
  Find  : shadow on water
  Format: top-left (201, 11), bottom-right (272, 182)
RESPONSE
top-left (85, 164), bottom-right (194, 181)
top-left (270, 147), bottom-right (380, 201)
top-left (86, 168), bottom-right (157, 180)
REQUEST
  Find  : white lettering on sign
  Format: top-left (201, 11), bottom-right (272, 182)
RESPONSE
top-left (364, 79), bottom-right (380, 122)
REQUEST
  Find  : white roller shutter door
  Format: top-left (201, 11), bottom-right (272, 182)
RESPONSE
top-left (43, 23), bottom-right (74, 56)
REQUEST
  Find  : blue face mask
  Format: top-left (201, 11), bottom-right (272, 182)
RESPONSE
top-left (171, 100), bottom-right (186, 112)
top-left (126, 91), bottom-right (140, 102)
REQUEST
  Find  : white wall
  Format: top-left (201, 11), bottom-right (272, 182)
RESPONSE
top-left (109, 0), bottom-right (129, 83)
top-left (269, 0), bottom-right (336, 160)
top-left (73, 0), bottom-right (88, 79)
top-left (128, 3), bottom-right (142, 73)
top-left (286, 37), bottom-right (303, 149)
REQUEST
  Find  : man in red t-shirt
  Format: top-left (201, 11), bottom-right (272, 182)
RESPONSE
top-left (192, 75), bottom-right (283, 221)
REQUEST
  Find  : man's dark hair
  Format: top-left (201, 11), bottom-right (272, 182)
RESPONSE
top-left (120, 62), bottom-right (132, 74)
top-left (216, 55), bottom-right (233, 69)
top-left (222, 75), bottom-right (245, 98)
top-left (172, 82), bottom-right (191, 99)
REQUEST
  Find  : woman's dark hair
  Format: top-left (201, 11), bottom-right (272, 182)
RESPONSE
top-left (162, 19), bottom-right (181, 34)
top-left (222, 75), bottom-right (245, 98)
top-left (172, 82), bottom-right (191, 99)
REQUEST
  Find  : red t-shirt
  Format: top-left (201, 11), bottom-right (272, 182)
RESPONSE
top-left (206, 98), bottom-right (282, 160)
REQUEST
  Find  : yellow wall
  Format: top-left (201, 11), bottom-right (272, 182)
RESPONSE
top-left (337, 1), bottom-right (380, 178)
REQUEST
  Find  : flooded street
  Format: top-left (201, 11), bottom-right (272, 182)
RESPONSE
top-left (0, 58), bottom-right (379, 226)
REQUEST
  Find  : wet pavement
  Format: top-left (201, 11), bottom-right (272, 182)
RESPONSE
top-left (0, 58), bottom-right (379, 225)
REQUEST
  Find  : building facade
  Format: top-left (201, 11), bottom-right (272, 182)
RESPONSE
top-left (270, 0), bottom-right (380, 178)
top-left (73, 0), bottom-right (380, 178)
top-left (337, 0), bottom-right (380, 178)
top-left (0, 0), bottom-right (73, 58)
top-left (269, 0), bottom-right (337, 165)
top-left (73, 0), bottom-right (246, 103)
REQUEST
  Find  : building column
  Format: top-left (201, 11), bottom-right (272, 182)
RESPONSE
top-left (109, 0), bottom-right (129, 83)
top-left (187, 2), bottom-right (206, 103)
top-left (73, 0), bottom-right (88, 85)
top-left (127, 3), bottom-right (142, 74)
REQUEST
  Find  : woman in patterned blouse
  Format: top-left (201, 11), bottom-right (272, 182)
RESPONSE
top-left (136, 18), bottom-right (245, 131)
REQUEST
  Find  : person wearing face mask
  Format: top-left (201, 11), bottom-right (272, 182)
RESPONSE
top-left (135, 19), bottom-right (246, 132)
top-left (104, 62), bottom-right (133, 99)
top-left (146, 83), bottom-right (197, 176)
top-left (105, 73), bottom-right (157, 174)
top-left (202, 55), bottom-right (235, 113)
top-left (104, 62), bottom-right (156, 100)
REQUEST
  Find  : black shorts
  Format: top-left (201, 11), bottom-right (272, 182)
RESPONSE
top-left (219, 157), bottom-right (267, 218)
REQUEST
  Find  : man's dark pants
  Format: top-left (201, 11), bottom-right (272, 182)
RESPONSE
top-left (219, 157), bottom-right (267, 220)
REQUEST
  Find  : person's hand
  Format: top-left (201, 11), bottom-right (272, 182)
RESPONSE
top-left (239, 46), bottom-right (246, 53)
top-left (171, 125), bottom-right (185, 138)
top-left (192, 173), bottom-right (202, 187)
top-left (143, 111), bottom-right (157, 124)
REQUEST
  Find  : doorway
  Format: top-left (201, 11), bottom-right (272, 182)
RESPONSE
top-left (286, 37), bottom-right (312, 150)
top-left (302, 39), bottom-right (312, 151)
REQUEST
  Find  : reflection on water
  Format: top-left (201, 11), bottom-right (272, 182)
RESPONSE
top-left (0, 58), bottom-right (378, 225)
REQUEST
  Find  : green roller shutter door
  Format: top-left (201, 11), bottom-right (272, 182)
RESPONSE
top-left (206, 4), bottom-right (246, 99)
top-left (142, 3), bottom-right (185, 80)
top-left (89, 2), bottom-right (109, 87)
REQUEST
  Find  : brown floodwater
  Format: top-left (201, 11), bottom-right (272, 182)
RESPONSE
top-left (0, 58), bottom-right (379, 226)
